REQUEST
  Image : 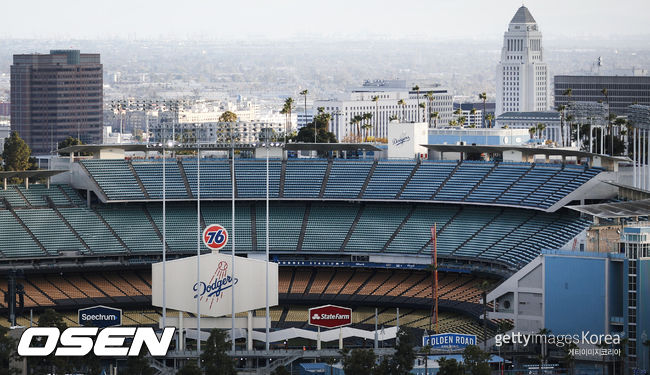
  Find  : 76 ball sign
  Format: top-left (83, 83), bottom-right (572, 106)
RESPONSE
top-left (202, 224), bottom-right (228, 251)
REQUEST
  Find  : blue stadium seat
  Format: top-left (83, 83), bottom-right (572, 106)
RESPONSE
top-left (323, 160), bottom-right (372, 199)
top-left (284, 160), bottom-right (328, 198)
top-left (132, 161), bottom-right (187, 199)
top-left (81, 160), bottom-right (145, 200)
top-left (363, 161), bottom-right (416, 199)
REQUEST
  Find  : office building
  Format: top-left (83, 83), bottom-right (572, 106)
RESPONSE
top-left (10, 50), bottom-right (103, 155)
top-left (314, 80), bottom-right (453, 141)
top-left (554, 75), bottom-right (650, 116)
top-left (496, 6), bottom-right (550, 116)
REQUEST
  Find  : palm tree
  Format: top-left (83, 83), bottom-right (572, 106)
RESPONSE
top-left (353, 114), bottom-right (364, 142)
top-left (299, 90), bottom-right (310, 142)
top-left (557, 104), bottom-right (566, 147)
top-left (449, 120), bottom-right (458, 127)
top-left (361, 113), bottom-right (373, 141)
top-left (485, 113), bottom-right (495, 129)
top-left (537, 123), bottom-right (547, 140)
top-left (372, 96), bottom-right (380, 139)
top-left (412, 85), bottom-right (420, 122)
top-left (389, 115), bottom-right (398, 121)
top-left (458, 116), bottom-right (467, 128)
top-left (419, 103), bottom-right (426, 123)
top-left (280, 105), bottom-right (288, 141)
top-left (529, 126), bottom-right (537, 139)
top-left (284, 97), bottom-right (294, 133)
top-left (425, 92), bottom-right (434, 127)
top-left (397, 99), bottom-right (406, 121)
top-left (470, 108), bottom-right (477, 127)
top-left (431, 112), bottom-right (439, 128)
top-left (478, 92), bottom-right (487, 128)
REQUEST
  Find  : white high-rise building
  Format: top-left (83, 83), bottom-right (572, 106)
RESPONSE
top-left (314, 80), bottom-right (453, 141)
top-left (496, 6), bottom-right (550, 116)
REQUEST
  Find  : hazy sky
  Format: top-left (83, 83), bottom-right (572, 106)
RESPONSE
top-left (2, 0), bottom-right (649, 41)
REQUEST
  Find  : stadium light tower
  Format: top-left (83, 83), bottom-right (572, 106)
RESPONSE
top-left (195, 123), bottom-right (202, 360)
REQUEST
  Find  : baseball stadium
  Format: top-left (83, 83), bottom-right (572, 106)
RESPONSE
top-left (0, 139), bottom-right (648, 374)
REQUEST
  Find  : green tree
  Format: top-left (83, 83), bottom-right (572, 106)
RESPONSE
top-left (342, 349), bottom-right (376, 375)
top-left (398, 99), bottom-right (407, 121)
top-left (431, 112), bottom-right (439, 128)
top-left (177, 361), bottom-right (202, 375)
top-left (462, 345), bottom-right (491, 375)
top-left (201, 329), bottom-right (236, 375)
top-left (419, 103), bottom-right (426, 124)
top-left (57, 136), bottom-right (84, 156)
top-left (362, 113), bottom-right (373, 141)
top-left (478, 92), bottom-right (487, 128)
top-left (0, 326), bottom-right (19, 375)
top-left (391, 328), bottom-right (417, 374)
top-left (563, 342), bottom-right (578, 375)
top-left (372, 95), bottom-right (380, 138)
top-left (425, 92), bottom-right (435, 127)
top-left (485, 113), bottom-right (494, 129)
top-left (218, 111), bottom-right (238, 122)
top-left (2, 132), bottom-right (32, 172)
top-left (271, 365), bottom-right (291, 375)
top-left (125, 348), bottom-right (154, 375)
top-left (28, 309), bottom-right (74, 375)
top-left (372, 357), bottom-right (392, 375)
top-left (438, 357), bottom-right (465, 375)
top-left (413, 85), bottom-right (421, 122)
top-left (293, 110), bottom-right (337, 145)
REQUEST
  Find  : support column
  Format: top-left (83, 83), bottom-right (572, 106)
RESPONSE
top-left (589, 125), bottom-right (593, 153)
top-left (374, 308), bottom-right (378, 349)
top-left (634, 128), bottom-right (638, 188)
top-left (47, 177), bottom-right (50, 189)
top-left (247, 311), bottom-right (253, 351)
top-left (339, 328), bottom-right (343, 350)
top-left (3, 178), bottom-right (6, 191)
top-left (639, 130), bottom-right (646, 189)
top-left (178, 311), bottom-right (184, 351)
top-left (317, 327), bottom-right (321, 350)
top-left (645, 130), bottom-right (650, 189)
top-left (25, 177), bottom-right (29, 190)
top-left (87, 189), bottom-right (91, 208)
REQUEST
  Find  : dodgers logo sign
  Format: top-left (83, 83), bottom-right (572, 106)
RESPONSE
top-left (203, 224), bottom-right (228, 251)
top-left (193, 261), bottom-right (238, 310)
top-left (78, 305), bottom-right (122, 328)
top-left (423, 333), bottom-right (477, 350)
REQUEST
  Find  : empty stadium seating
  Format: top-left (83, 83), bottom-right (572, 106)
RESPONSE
top-left (81, 160), bottom-right (145, 200)
top-left (79, 159), bottom-right (600, 210)
top-left (0, 197), bottom-right (589, 266)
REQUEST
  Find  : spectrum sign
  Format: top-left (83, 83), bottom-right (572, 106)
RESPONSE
top-left (308, 305), bottom-right (352, 329)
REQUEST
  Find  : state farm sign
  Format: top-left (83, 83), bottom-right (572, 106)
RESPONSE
top-left (308, 305), bottom-right (352, 329)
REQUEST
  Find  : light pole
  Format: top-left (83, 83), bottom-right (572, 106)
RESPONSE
top-left (230, 121), bottom-right (237, 352)
top-left (195, 124), bottom-right (202, 363)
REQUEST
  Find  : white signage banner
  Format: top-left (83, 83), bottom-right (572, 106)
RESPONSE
top-left (152, 253), bottom-right (279, 317)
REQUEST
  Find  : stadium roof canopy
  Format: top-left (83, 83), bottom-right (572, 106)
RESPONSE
top-left (0, 170), bottom-right (67, 179)
top-left (284, 143), bottom-right (382, 152)
top-left (57, 144), bottom-right (150, 154)
top-left (568, 199), bottom-right (650, 219)
top-left (421, 144), bottom-right (628, 171)
top-left (58, 143), bottom-right (382, 154)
